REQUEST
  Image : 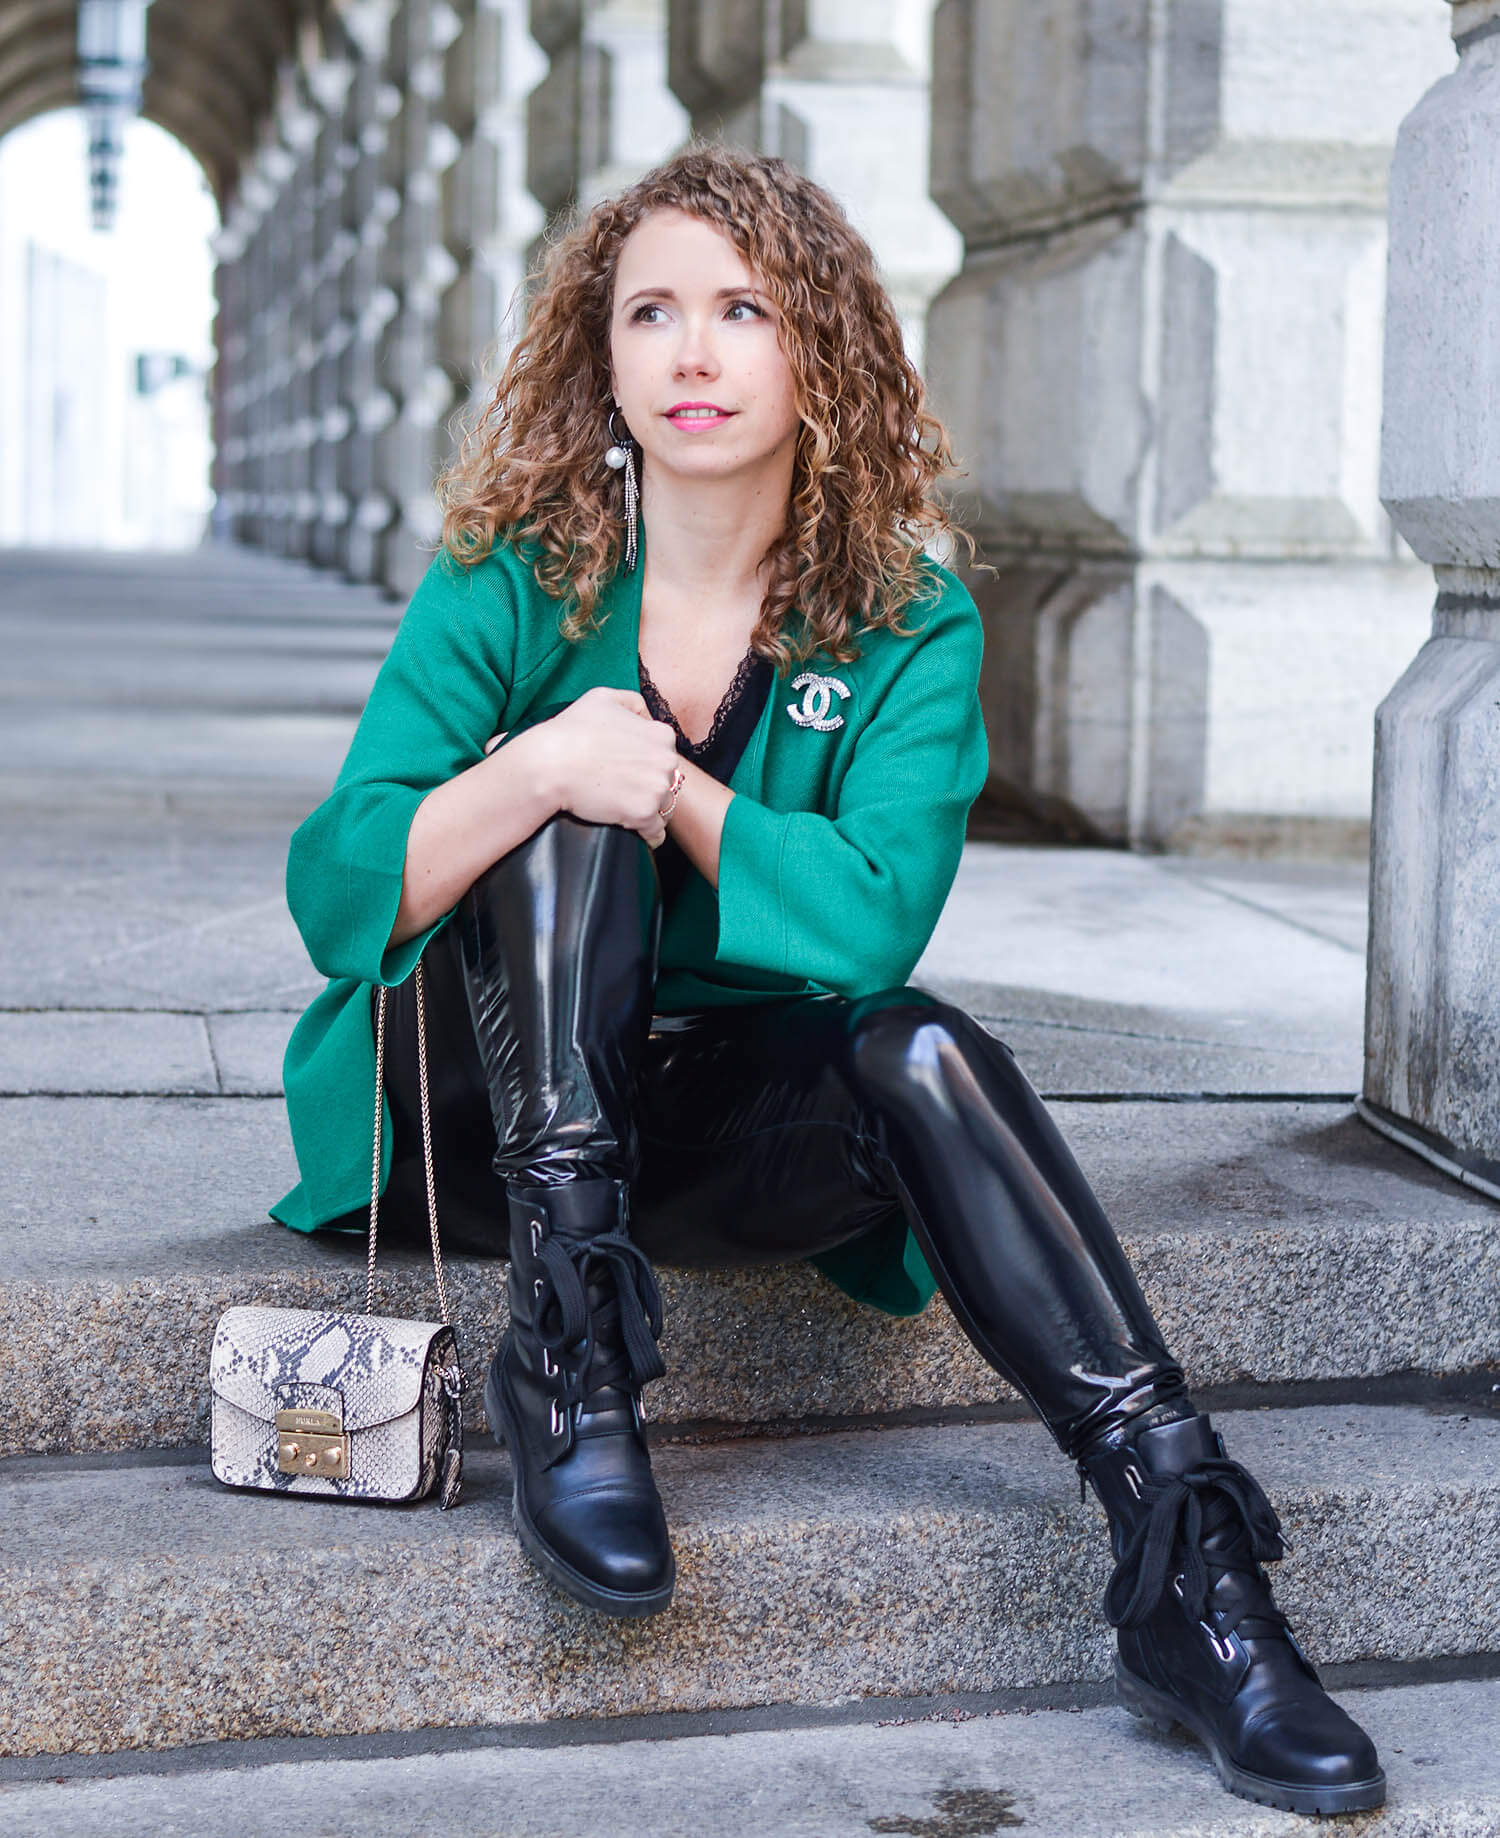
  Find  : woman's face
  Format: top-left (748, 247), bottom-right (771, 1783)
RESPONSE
top-left (609, 209), bottom-right (801, 490)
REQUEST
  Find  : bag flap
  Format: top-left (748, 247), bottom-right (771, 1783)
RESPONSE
top-left (211, 1305), bottom-right (449, 1433)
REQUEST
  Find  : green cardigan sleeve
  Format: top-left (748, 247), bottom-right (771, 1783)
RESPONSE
top-left (714, 580), bottom-right (988, 998)
top-left (286, 551), bottom-right (518, 987)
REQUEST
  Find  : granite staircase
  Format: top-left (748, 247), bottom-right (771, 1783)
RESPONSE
top-left (3, 547), bottom-right (1500, 1835)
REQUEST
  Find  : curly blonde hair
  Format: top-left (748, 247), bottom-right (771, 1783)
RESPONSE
top-left (437, 145), bottom-right (966, 670)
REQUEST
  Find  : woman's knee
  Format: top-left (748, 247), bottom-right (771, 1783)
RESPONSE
top-left (470, 809), bottom-right (653, 896)
top-left (844, 986), bottom-right (1016, 1103)
top-left (463, 813), bottom-right (660, 965)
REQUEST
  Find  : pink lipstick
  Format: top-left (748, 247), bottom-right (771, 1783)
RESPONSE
top-left (665, 401), bottom-right (735, 431)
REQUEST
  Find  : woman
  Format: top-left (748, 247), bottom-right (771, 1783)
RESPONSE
top-left (273, 146), bottom-right (1382, 1817)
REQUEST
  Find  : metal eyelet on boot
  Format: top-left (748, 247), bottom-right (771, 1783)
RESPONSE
top-left (549, 1400), bottom-right (565, 1436)
top-left (542, 1349), bottom-right (558, 1378)
top-left (1124, 1462), bottom-right (1145, 1499)
top-left (530, 1221), bottom-right (542, 1255)
top-left (1172, 1573), bottom-right (1237, 1662)
top-left (1201, 1622), bottom-right (1238, 1664)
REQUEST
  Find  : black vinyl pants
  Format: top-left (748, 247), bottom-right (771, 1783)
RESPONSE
top-left (380, 813), bottom-right (1188, 1459)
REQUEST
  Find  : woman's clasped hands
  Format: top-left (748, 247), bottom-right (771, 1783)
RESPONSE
top-left (518, 687), bottom-right (683, 849)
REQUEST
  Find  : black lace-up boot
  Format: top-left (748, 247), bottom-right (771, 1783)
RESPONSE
top-left (1080, 1412), bottom-right (1384, 1814)
top-left (484, 1177), bottom-right (674, 1616)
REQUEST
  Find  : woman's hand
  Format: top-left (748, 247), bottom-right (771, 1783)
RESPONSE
top-left (528, 687), bottom-right (682, 848)
top-left (392, 690), bottom-right (682, 950)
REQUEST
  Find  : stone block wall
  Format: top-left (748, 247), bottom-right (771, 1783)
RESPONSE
top-left (927, 0), bottom-right (1455, 847)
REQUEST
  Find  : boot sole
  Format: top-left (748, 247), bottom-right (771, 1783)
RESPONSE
top-left (1116, 1661), bottom-right (1386, 1815)
top-left (484, 1366), bottom-right (675, 1619)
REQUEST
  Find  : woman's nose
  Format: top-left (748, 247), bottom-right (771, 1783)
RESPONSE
top-left (671, 321), bottom-right (720, 378)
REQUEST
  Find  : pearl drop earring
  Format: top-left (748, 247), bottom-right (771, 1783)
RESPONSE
top-left (604, 408), bottom-right (639, 575)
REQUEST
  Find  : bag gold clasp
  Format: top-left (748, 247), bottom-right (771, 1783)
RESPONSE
top-left (275, 1408), bottom-right (350, 1477)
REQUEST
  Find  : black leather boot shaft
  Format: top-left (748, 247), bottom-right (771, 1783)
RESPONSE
top-left (459, 813), bottom-right (660, 1187)
top-left (1081, 1413), bottom-right (1384, 1815)
top-left (844, 996), bottom-right (1189, 1454)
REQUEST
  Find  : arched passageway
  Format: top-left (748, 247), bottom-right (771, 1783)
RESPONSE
top-left (0, 107), bottom-right (216, 546)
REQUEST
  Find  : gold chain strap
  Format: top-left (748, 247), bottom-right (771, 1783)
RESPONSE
top-left (366, 960), bottom-right (451, 1327)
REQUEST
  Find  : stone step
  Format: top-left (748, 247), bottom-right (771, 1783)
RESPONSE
top-left (0, 994), bottom-right (1361, 1100)
top-left (6, 1677), bottom-right (1499, 1838)
top-left (3, 1095), bottom-right (1498, 1456)
top-left (0, 1404), bottom-right (1494, 1760)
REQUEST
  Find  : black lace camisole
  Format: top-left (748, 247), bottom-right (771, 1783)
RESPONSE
top-left (639, 646), bottom-right (774, 907)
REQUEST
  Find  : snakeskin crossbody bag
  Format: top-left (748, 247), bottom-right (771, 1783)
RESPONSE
top-left (209, 963), bottom-right (466, 1508)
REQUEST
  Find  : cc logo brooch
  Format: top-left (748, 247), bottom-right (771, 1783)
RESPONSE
top-left (786, 672), bottom-right (851, 731)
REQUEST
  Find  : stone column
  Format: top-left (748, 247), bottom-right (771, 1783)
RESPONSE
top-left (477, 0), bottom-right (550, 359)
top-left (308, 52), bottom-right (357, 569)
top-left (337, 9), bottom-right (401, 582)
top-left (1360, 0), bottom-right (1500, 1195)
top-left (668, 0), bottom-right (958, 364)
top-left (254, 113), bottom-right (303, 560)
top-left (438, 0), bottom-right (545, 434)
top-left (276, 70), bottom-right (325, 562)
top-left (926, 0), bottom-right (1455, 847)
top-left (528, 0), bottom-right (687, 231)
top-left (233, 162), bottom-right (282, 552)
top-left (379, 0), bottom-right (482, 597)
top-left (208, 237), bottom-right (248, 544)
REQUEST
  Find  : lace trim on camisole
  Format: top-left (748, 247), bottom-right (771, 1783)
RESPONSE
top-left (638, 647), bottom-right (761, 761)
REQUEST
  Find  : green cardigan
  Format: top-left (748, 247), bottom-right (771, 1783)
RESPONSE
top-left (272, 542), bottom-right (988, 1316)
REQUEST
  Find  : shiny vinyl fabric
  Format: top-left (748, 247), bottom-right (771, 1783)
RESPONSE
top-left (382, 814), bottom-right (1187, 1457)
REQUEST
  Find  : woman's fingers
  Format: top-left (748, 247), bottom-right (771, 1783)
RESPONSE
top-left (594, 687), bottom-right (653, 721)
top-left (537, 691), bottom-right (684, 831)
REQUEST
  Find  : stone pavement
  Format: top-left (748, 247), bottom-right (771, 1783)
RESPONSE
top-left (2, 546), bottom-right (1498, 1832)
top-left (5, 1679), bottom-right (1500, 1837)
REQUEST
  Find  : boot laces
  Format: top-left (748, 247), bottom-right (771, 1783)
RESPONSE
top-left (1105, 1457), bottom-right (1287, 1638)
top-left (530, 1231), bottom-right (666, 1411)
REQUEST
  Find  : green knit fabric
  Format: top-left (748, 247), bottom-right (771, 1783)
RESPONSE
top-left (272, 542), bottom-right (988, 1317)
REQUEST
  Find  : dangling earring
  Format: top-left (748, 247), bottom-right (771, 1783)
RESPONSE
top-left (604, 408), bottom-right (639, 575)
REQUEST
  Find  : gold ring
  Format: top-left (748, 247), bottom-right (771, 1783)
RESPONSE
top-left (658, 765), bottom-right (686, 820)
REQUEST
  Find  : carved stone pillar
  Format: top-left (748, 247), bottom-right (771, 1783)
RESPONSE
top-left (474, 0), bottom-right (549, 366)
top-left (927, 0), bottom-right (1454, 846)
top-left (234, 164), bottom-right (282, 552)
top-left (368, 0), bottom-right (472, 596)
top-left (337, 11), bottom-right (401, 583)
top-left (431, 0), bottom-right (550, 439)
top-left (668, 0), bottom-right (958, 361)
top-left (1360, 0), bottom-right (1500, 1194)
top-left (308, 52), bottom-right (357, 569)
top-left (209, 243), bottom-right (248, 544)
top-left (277, 72), bottom-right (324, 561)
top-left (528, 0), bottom-right (687, 230)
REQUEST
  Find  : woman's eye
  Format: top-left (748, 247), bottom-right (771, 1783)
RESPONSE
top-left (725, 299), bottom-right (764, 321)
top-left (631, 304), bottom-right (666, 324)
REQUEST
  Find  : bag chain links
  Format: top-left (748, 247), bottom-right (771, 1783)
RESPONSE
top-left (366, 961), bottom-right (452, 1327)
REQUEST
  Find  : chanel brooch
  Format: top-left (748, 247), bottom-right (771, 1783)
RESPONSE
top-left (786, 672), bottom-right (850, 731)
